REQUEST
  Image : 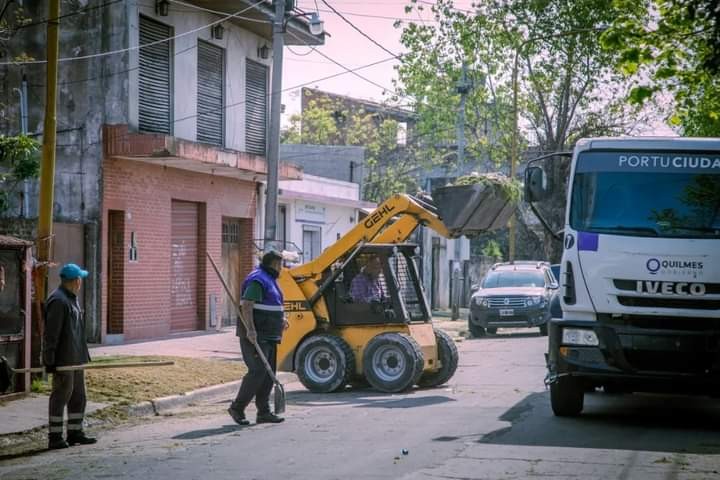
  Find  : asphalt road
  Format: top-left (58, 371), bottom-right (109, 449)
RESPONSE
top-left (2, 331), bottom-right (720, 479)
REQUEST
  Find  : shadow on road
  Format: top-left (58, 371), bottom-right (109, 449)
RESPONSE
top-left (172, 424), bottom-right (242, 440)
top-left (477, 390), bottom-right (720, 454)
top-left (290, 389), bottom-right (456, 410)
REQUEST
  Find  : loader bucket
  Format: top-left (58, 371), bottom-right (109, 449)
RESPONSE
top-left (433, 183), bottom-right (517, 236)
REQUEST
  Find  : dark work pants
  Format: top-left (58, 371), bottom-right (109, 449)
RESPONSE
top-left (232, 338), bottom-right (277, 415)
top-left (49, 370), bottom-right (87, 437)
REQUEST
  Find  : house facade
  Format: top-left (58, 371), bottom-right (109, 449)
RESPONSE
top-left (0, 0), bottom-right (323, 342)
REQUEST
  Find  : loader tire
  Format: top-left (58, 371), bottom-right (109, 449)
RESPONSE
top-left (296, 334), bottom-right (355, 393)
top-left (418, 329), bottom-right (459, 388)
top-left (363, 333), bottom-right (424, 393)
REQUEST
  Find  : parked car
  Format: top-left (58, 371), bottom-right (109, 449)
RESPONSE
top-left (469, 261), bottom-right (559, 337)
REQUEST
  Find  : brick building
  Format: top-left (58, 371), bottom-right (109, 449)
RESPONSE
top-left (0, 1), bottom-right (323, 342)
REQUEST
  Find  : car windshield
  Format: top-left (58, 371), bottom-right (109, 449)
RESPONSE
top-left (482, 271), bottom-right (546, 288)
top-left (570, 151), bottom-right (720, 238)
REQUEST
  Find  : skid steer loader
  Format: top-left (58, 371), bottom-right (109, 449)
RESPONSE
top-left (276, 182), bottom-right (516, 393)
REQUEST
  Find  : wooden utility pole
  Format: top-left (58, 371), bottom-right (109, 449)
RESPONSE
top-left (34, 0), bottom-right (61, 356)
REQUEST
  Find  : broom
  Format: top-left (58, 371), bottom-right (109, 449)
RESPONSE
top-left (206, 252), bottom-right (286, 414)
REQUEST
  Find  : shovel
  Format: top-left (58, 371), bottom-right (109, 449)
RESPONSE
top-left (206, 252), bottom-right (286, 414)
top-left (0, 357), bottom-right (174, 394)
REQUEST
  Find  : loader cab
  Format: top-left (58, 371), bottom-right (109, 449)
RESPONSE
top-left (325, 244), bottom-right (432, 326)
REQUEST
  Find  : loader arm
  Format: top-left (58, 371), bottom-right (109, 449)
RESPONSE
top-left (289, 194), bottom-right (451, 280)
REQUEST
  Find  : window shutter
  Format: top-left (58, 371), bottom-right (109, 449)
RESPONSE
top-left (245, 60), bottom-right (268, 155)
top-left (139, 16), bottom-right (173, 134)
top-left (197, 41), bottom-right (225, 146)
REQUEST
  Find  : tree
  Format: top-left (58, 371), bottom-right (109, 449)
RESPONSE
top-left (0, 134), bottom-right (40, 214)
top-left (603, 0), bottom-right (720, 136)
top-left (281, 95), bottom-right (418, 202)
top-left (396, 0), bottom-right (647, 261)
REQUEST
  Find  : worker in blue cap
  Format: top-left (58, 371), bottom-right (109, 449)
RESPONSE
top-left (44, 263), bottom-right (97, 450)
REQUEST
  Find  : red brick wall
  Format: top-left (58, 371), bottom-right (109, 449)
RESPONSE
top-left (107, 210), bottom-right (125, 334)
top-left (101, 158), bottom-right (257, 342)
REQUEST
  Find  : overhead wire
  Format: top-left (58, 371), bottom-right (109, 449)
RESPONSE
top-left (319, 0), bottom-right (400, 58)
top-left (14, 0), bottom-right (125, 30)
top-left (0, 0), bottom-right (266, 65)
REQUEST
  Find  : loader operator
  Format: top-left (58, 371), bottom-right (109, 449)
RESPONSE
top-left (228, 250), bottom-right (288, 426)
top-left (44, 263), bottom-right (97, 450)
top-left (350, 255), bottom-right (385, 303)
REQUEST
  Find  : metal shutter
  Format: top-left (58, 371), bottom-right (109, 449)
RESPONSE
top-left (171, 201), bottom-right (200, 332)
top-left (139, 16), bottom-right (172, 134)
top-left (245, 60), bottom-right (268, 155)
top-left (197, 41), bottom-right (224, 146)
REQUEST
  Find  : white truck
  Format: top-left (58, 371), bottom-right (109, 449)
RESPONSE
top-left (524, 137), bottom-right (720, 416)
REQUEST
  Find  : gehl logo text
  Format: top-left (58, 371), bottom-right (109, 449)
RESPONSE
top-left (364, 205), bottom-right (396, 229)
top-left (284, 301), bottom-right (311, 312)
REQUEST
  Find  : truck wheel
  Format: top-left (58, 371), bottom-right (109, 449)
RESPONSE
top-left (486, 327), bottom-right (497, 335)
top-left (550, 376), bottom-right (584, 417)
top-left (418, 329), bottom-right (459, 388)
top-left (469, 323), bottom-right (486, 338)
top-left (363, 333), bottom-right (424, 393)
top-left (539, 323), bottom-right (548, 336)
top-left (296, 334), bottom-right (355, 393)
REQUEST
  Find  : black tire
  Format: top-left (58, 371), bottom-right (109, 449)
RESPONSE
top-left (469, 322), bottom-right (486, 338)
top-left (363, 333), bottom-right (424, 393)
top-left (486, 327), bottom-right (498, 335)
top-left (296, 334), bottom-right (355, 393)
top-left (418, 329), bottom-right (459, 388)
top-left (539, 323), bottom-right (548, 336)
top-left (550, 376), bottom-right (584, 417)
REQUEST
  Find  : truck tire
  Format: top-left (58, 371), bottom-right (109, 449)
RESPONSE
top-left (296, 334), bottom-right (355, 393)
top-left (550, 376), bottom-right (584, 417)
top-left (363, 333), bottom-right (424, 393)
top-left (418, 329), bottom-right (459, 388)
top-left (469, 323), bottom-right (486, 338)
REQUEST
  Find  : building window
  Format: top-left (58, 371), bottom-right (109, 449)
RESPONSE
top-left (197, 40), bottom-right (225, 146)
top-left (139, 15), bottom-right (173, 134)
top-left (245, 60), bottom-right (269, 155)
top-left (222, 221), bottom-right (239, 244)
top-left (277, 205), bottom-right (287, 249)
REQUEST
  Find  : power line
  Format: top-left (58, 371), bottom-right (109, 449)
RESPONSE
top-left (319, 0), bottom-right (400, 58)
top-left (0, 0), bottom-right (265, 66)
top-left (14, 0), bottom-right (124, 30)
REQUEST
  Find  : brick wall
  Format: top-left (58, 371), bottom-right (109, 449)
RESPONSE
top-left (107, 210), bottom-right (125, 334)
top-left (102, 158), bottom-right (257, 342)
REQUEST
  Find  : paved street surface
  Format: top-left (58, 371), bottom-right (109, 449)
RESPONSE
top-left (2, 332), bottom-right (719, 479)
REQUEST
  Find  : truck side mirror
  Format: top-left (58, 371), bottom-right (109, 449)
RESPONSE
top-left (524, 166), bottom-right (550, 202)
top-left (470, 283), bottom-right (480, 292)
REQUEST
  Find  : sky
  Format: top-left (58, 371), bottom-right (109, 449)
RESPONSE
top-left (281, 0), bottom-right (675, 136)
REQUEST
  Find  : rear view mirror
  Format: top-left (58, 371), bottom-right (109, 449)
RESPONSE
top-left (471, 284), bottom-right (480, 292)
top-left (525, 166), bottom-right (550, 202)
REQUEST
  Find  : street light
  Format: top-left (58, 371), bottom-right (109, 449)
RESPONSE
top-left (285, 11), bottom-right (324, 36)
top-left (508, 27), bottom-right (606, 260)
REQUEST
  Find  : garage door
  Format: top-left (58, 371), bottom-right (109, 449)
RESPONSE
top-left (171, 201), bottom-right (199, 331)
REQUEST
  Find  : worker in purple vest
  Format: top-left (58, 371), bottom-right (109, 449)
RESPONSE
top-left (228, 250), bottom-right (288, 425)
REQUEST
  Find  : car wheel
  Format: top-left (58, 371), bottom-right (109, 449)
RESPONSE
top-left (486, 327), bottom-right (497, 335)
top-left (539, 323), bottom-right (548, 336)
top-left (550, 376), bottom-right (584, 417)
top-left (363, 333), bottom-right (424, 393)
top-left (469, 322), bottom-right (486, 338)
top-left (418, 329), bottom-right (459, 388)
top-left (296, 334), bottom-right (355, 393)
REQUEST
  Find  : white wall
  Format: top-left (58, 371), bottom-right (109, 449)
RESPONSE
top-left (421, 230), bottom-right (471, 310)
top-left (130, 5), bottom-right (273, 152)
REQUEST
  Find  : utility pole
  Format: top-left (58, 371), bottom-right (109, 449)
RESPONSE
top-left (34, 0), bottom-right (60, 365)
top-left (509, 49), bottom-right (519, 262)
top-left (263, 0), bottom-right (286, 252)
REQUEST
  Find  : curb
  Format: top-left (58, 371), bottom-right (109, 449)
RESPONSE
top-left (128, 372), bottom-right (298, 417)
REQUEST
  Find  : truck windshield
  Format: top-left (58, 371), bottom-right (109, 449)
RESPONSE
top-left (570, 151), bottom-right (720, 238)
top-left (482, 271), bottom-right (546, 288)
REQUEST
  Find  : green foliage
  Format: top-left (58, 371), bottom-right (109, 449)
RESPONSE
top-left (453, 172), bottom-right (522, 203)
top-left (480, 239), bottom-right (503, 260)
top-left (31, 378), bottom-right (50, 394)
top-left (603, 0), bottom-right (720, 135)
top-left (281, 94), bottom-right (416, 202)
top-left (0, 134), bottom-right (40, 215)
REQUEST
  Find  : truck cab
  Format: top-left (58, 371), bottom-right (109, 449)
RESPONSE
top-left (525, 137), bottom-right (720, 416)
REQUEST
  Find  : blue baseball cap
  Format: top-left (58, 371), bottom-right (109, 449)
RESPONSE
top-left (59, 263), bottom-right (89, 280)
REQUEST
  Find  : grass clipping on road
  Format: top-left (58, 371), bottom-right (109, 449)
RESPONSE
top-left (86, 355), bottom-right (247, 407)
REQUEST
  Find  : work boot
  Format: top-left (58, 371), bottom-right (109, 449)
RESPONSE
top-left (48, 434), bottom-right (69, 450)
top-left (228, 407), bottom-right (250, 426)
top-left (256, 412), bottom-right (285, 424)
top-left (67, 431), bottom-right (97, 446)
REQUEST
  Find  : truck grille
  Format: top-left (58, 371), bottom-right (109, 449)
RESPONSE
top-left (624, 350), bottom-right (717, 374)
top-left (617, 296), bottom-right (720, 310)
top-left (487, 296), bottom-right (527, 308)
